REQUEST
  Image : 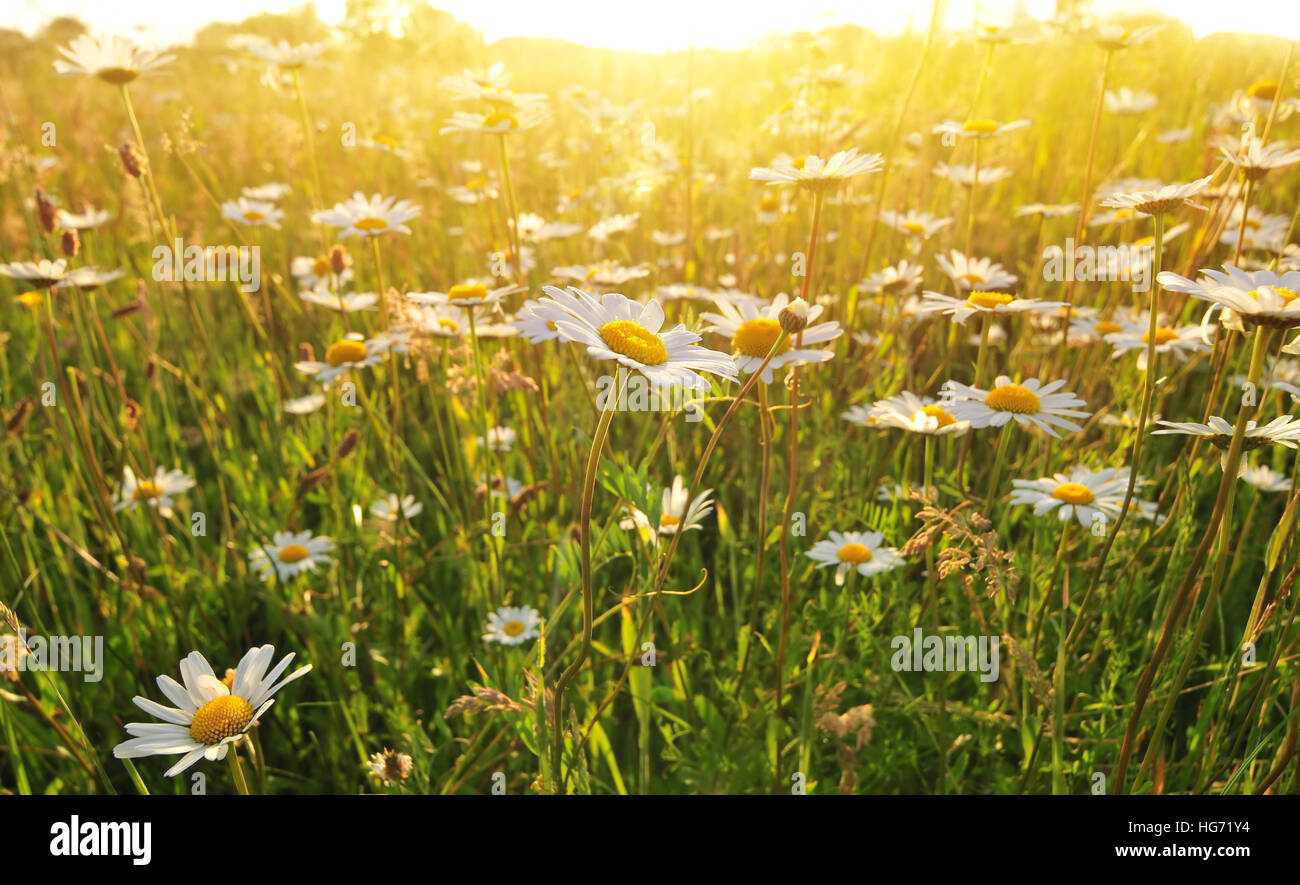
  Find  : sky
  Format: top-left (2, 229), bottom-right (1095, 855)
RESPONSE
top-left (10, 0), bottom-right (1300, 51)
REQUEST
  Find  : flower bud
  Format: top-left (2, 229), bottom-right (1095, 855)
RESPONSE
top-left (119, 142), bottom-right (146, 178)
top-left (35, 189), bottom-right (58, 234)
top-left (779, 296), bottom-right (809, 334)
top-left (60, 228), bottom-right (80, 258)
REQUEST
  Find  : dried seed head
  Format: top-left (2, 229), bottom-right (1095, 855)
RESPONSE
top-left (35, 189), bottom-right (58, 234)
top-left (335, 428), bottom-right (361, 460)
top-left (329, 244), bottom-right (351, 275)
top-left (118, 142), bottom-right (146, 178)
top-left (779, 296), bottom-right (809, 334)
top-left (298, 342), bottom-right (316, 363)
top-left (60, 228), bottom-right (80, 258)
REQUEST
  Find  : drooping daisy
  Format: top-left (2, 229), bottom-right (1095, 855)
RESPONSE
top-left (53, 33), bottom-right (174, 83)
top-left (221, 198), bottom-right (283, 229)
top-left (112, 645), bottom-right (311, 777)
top-left (114, 466), bottom-right (195, 519)
top-left (1009, 466), bottom-right (1156, 527)
top-left (620, 476), bottom-right (714, 540)
top-left (1104, 322), bottom-right (1210, 369)
top-left (535, 286), bottom-right (737, 391)
top-left (1239, 462), bottom-right (1292, 492)
top-left (935, 250), bottom-right (1018, 292)
top-left (1152, 416), bottom-right (1300, 451)
top-left (294, 331), bottom-right (408, 383)
top-left (749, 148), bottom-right (884, 191)
top-left (944, 375), bottom-right (1091, 438)
top-left (1157, 265), bottom-right (1300, 330)
top-left (917, 289), bottom-right (1065, 325)
top-left (806, 530), bottom-right (905, 585)
top-left (311, 192), bottom-right (421, 238)
top-left (700, 292), bottom-right (840, 383)
top-left (370, 494), bottom-right (423, 521)
top-left (248, 530), bottom-right (334, 582)
top-left (849, 392), bottom-right (970, 436)
top-left (484, 606), bottom-right (542, 646)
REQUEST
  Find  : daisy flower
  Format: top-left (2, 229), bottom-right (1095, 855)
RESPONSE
top-left (1239, 462), bottom-right (1292, 492)
top-left (114, 466), bottom-right (195, 519)
top-left (300, 289), bottom-right (379, 313)
top-left (1152, 416), bottom-right (1300, 451)
top-left (1157, 265), bottom-right (1300, 330)
top-left (367, 748), bottom-right (414, 786)
top-left (484, 606), bottom-right (542, 646)
top-left (551, 262), bottom-right (651, 287)
top-left (294, 331), bottom-right (409, 383)
top-left (588, 213), bottom-right (640, 242)
top-left (1009, 466), bottom-right (1156, 527)
top-left (1097, 175), bottom-right (1214, 216)
top-left (478, 426), bottom-right (517, 452)
top-left (1093, 23), bottom-right (1163, 50)
top-left (1217, 124), bottom-right (1300, 180)
top-left (56, 207), bottom-right (112, 230)
top-left (241, 183), bottom-right (291, 201)
top-left (1157, 127), bottom-right (1194, 144)
top-left (1016, 203), bottom-right (1079, 219)
top-left (700, 292), bottom-right (841, 383)
top-left (849, 392), bottom-right (970, 436)
top-left (862, 260), bottom-right (925, 296)
top-left (935, 250), bottom-right (1018, 292)
top-left (944, 375), bottom-right (1091, 438)
top-left (933, 162), bottom-right (1012, 188)
top-left (112, 645), bottom-right (311, 777)
top-left (931, 118), bottom-right (1030, 139)
top-left (222, 198), bottom-right (283, 229)
top-left (917, 289), bottom-right (1065, 325)
top-left (311, 192), bottom-right (421, 239)
top-left (283, 393), bottom-right (326, 415)
top-left (1103, 88), bottom-right (1157, 115)
top-left (291, 254), bottom-right (353, 290)
top-left (247, 40), bottom-right (329, 69)
top-left (879, 210), bottom-right (953, 243)
top-left (1105, 322), bottom-right (1210, 369)
top-left (749, 148), bottom-right (884, 192)
top-left (408, 283), bottom-right (521, 308)
top-left (249, 530), bottom-right (334, 582)
top-left (440, 108), bottom-right (547, 135)
top-left (53, 33), bottom-right (174, 83)
top-left (0, 259), bottom-right (123, 291)
top-left (806, 530), bottom-right (905, 585)
top-left (535, 286), bottom-right (737, 391)
top-left (370, 494), bottom-right (423, 521)
top-left (510, 300), bottom-right (564, 342)
top-left (620, 476), bottom-right (714, 539)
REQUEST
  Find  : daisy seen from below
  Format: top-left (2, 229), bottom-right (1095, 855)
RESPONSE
top-left (53, 33), bottom-right (174, 83)
top-left (1009, 465), bottom-right (1156, 528)
top-left (700, 292), bottom-right (841, 383)
top-left (114, 466), bottom-right (195, 519)
top-left (806, 530), bottom-right (905, 585)
top-left (749, 148), bottom-right (884, 192)
top-left (620, 476), bottom-right (715, 541)
top-left (311, 192), bottom-right (421, 238)
top-left (484, 606), bottom-right (542, 646)
top-left (944, 375), bottom-right (1091, 438)
top-left (112, 645), bottom-right (311, 777)
top-left (1098, 175), bottom-right (1214, 216)
top-left (1157, 266), bottom-right (1300, 330)
top-left (249, 530), bottom-right (335, 582)
top-left (536, 286), bottom-right (737, 391)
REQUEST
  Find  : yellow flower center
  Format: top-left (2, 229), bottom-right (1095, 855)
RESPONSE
top-left (1052, 482), bottom-right (1095, 505)
top-left (1095, 320), bottom-right (1123, 334)
top-left (759, 194), bottom-right (781, 212)
top-left (484, 112), bottom-right (519, 130)
top-left (1142, 327), bottom-right (1179, 345)
top-left (189, 695), bottom-right (254, 745)
top-left (966, 291), bottom-right (1014, 309)
top-left (915, 405), bottom-right (956, 428)
top-left (1114, 208), bottom-right (1135, 220)
top-left (96, 67), bottom-right (140, 85)
top-left (449, 284), bottom-right (489, 302)
top-left (375, 135), bottom-right (399, 149)
top-left (731, 318), bottom-right (790, 358)
top-left (963, 119), bottom-right (999, 134)
top-left (985, 383), bottom-right (1040, 414)
top-left (959, 272), bottom-right (987, 286)
top-left (1249, 286), bottom-right (1300, 304)
top-left (326, 339), bottom-right (368, 366)
top-left (312, 256), bottom-right (331, 277)
top-left (1248, 80), bottom-right (1279, 101)
top-left (659, 513), bottom-right (681, 529)
top-left (278, 543), bottom-right (310, 563)
top-left (1132, 235), bottom-right (1155, 248)
top-left (354, 217), bottom-right (389, 232)
top-left (132, 480), bottom-right (163, 501)
top-left (437, 318), bottom-right (459, 332)
top-left (791, 155), bottom-right (809, 170)
top-left (902, 221), bottom-right (928, 235)
top-left (243, 211), bottom-right (265, 222)
top-left (599, 320), bottom-right (668, 365)
top-left (837, 543), bottom-right (873, 564)
top-left (503, 620), bottom-right (526, 637)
